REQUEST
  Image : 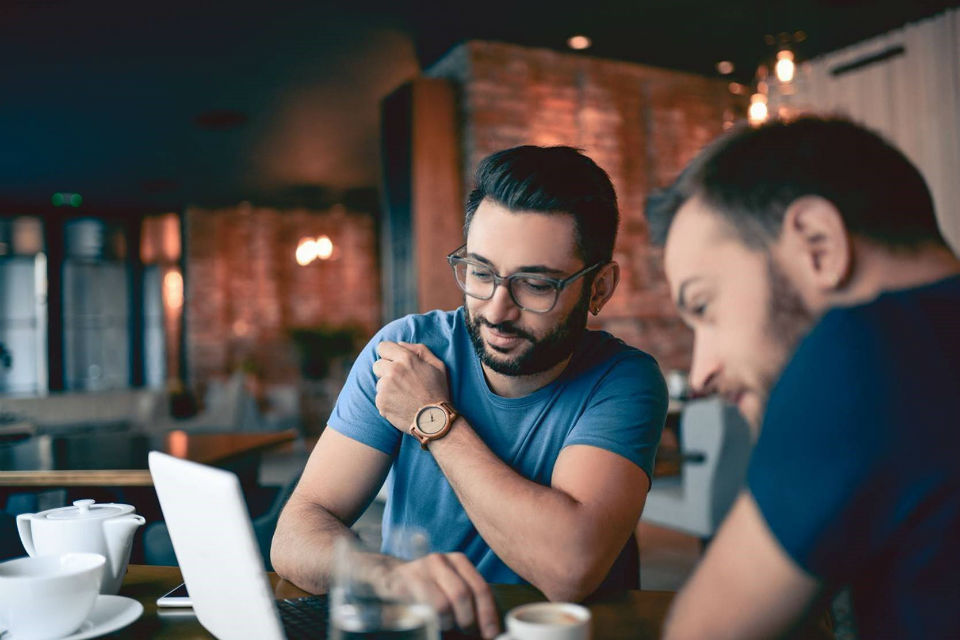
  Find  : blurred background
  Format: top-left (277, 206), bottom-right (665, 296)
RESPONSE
top-left (2, 1), bottom-right (959, 599)
top-left (1, 0), bottom-right (958, 430)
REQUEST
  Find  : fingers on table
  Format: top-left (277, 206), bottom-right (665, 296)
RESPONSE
top-left (446, 552), bottom-right (500, 639)
top-left (427, 553), bottom-right (479, 632)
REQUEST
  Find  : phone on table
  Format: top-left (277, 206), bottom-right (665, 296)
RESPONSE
top-left (156, 582), bottom-right (192, 607)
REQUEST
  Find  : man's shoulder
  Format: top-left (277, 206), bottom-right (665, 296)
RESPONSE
top-left (572, 330), bottom-right (664, 384)
top-left (799, 274), bottom-right (960, 361)
top-left (379, 308), bottom-right (464, 341)
top-left (580, 329), bottom-right (659, 365)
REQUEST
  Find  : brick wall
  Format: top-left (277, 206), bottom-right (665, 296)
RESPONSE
top-left (184, 203), bottom-right (380, 387)
top-left (428, 41), bottom-right (745, 371)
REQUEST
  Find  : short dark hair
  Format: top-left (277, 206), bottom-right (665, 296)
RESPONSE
top-left (646, 116), bottom-right (945, 250)
top-left (465, 145), bottom-right (620, 266)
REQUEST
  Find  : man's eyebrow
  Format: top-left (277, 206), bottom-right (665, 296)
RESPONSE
top-left (465, 252), bottom-right (566, 276)
top-left (676, 277), bottom-right (704, 311)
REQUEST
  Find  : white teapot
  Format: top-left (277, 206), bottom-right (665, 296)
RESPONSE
top-left (16, 499), bottom-right (145, 594)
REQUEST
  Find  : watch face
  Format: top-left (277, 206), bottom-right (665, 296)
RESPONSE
top-left (416, 406), bottom-right (447, 435)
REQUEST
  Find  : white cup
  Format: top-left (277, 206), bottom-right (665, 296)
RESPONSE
top-left (506, 602), bottom-right (591, 640)
top-left (0, 552), bottom-right (105, 640)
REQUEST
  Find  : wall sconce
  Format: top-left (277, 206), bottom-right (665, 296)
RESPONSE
top-left (296, 234), bottom-right (335, 266)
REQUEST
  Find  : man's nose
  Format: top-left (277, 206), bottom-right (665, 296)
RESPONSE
top-left (688, 334), bottom-right (720, 395)
top-left (482, 282), bottom-right (522, 325)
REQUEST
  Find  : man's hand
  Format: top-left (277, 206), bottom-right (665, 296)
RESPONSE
top-left (379, 552), bottom-right (500, 639)
top-left (372, 341), bottom-right (450, 432)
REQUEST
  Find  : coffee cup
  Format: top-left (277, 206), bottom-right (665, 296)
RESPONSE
top-left (505, 602), bottom-right (591, 640)
top-left (0, 552), bottom-right (105, 640)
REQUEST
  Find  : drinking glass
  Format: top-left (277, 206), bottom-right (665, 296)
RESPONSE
top-left (329, 531), bottom-right (439, 640)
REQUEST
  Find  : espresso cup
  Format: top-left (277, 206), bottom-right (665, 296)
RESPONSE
top-left (0, 552), bottom-right (105, 640)
top-left (506, 602), bottom-right (591, 640)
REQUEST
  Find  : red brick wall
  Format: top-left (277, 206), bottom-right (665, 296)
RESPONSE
top-left (184, 203), bottom-right (380, 387)
top-left (428, 41), bottom-right (745, 371)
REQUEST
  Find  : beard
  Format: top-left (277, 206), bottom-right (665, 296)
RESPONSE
top-left (755, 257), bottom-right (815, 410)
top-left (465, 292), bottom-right (590, 377)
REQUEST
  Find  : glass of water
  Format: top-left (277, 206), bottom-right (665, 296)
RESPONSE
top-left (329, 533), bottom-right (439, 640)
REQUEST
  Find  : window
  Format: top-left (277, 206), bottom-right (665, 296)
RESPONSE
top-left (62, 219), bottom-right (130, 391)
top-left (0, 217), bottom-right (48, 395)
top-left (0, 213), bottom-right (184, 396)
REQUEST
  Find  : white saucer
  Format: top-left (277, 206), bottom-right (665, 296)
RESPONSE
top-left (6, 595), bottom-right (143, 640)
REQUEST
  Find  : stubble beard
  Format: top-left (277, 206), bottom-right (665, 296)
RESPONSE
top-left (754, 257), bottom-right (815, 418)
top-left (465, 292), bottom-right (590, 377)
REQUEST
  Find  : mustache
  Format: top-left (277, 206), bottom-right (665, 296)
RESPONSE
top-left (474, 316), bottom-right (535, 342)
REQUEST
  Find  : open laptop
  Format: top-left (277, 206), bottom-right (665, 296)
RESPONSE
top-left (148, 451), bottom-right (328, 640)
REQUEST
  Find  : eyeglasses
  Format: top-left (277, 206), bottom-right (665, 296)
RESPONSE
top-left (446, 244), bottom-right (600, 314)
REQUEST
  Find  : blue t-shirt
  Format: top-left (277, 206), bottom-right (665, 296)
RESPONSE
top-left (748, 275), bottom-right (960, 639)
top-left (328, 308), bottom-right (667, 585)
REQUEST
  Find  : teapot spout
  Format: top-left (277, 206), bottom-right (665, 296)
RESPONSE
top-left (102, 514), bottom-right (145, 584)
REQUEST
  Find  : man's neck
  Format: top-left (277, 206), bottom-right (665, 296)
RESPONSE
top-left (481, 355), bottom-right (573, 399)
top-left (830, 243), bottom-right (960, 310)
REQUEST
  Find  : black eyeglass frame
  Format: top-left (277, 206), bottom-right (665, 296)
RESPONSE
top-left (445, 244), bottom-right (602, 314)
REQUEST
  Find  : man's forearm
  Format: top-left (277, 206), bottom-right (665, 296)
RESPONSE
top-left (428, 419), bottom-right (626, 601)
top-left (271, 498), bottom-right (358, 594)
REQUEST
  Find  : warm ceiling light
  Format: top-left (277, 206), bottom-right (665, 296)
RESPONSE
top-left (748, 93), bottom-right (769, 125)
top-left (567, 35), bottom-right (592, 50)
top-left (716, 60), bottom-right (735, 75)
top-left (775, 50), bottom-right (796, 83)
top-left (728, 82), bottom-right (748, 95)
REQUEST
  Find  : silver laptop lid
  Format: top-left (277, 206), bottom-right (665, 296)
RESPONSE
top-left (148, 451), bottom-right (286, 640)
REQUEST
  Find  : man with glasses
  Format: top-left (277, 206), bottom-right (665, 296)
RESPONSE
top-left (272, 146), bottom-right (667, 639)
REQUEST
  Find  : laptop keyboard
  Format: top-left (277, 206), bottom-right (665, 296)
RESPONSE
top-left (277, 594), bottom-right (483, 639)
top-left (278, 595), bottom-right (330, 640)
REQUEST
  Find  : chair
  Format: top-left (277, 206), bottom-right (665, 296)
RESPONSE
top-left (641, 397), bottom-right (753, 540)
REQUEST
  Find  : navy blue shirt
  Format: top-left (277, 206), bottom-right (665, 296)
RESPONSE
top-left (329, 308), bottom-right (667, 585)
top-left (748, 275), bottom-right (960, 638)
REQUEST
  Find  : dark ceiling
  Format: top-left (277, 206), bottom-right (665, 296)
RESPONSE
top-left (1, 0), bottom-right (955, 214)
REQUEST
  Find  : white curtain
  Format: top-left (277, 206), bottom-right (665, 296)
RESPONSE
top-left (772, 8), bottom-right (960, 253)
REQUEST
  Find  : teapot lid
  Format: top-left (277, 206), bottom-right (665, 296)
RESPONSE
top-left (42, 499), bottom-right (134, 521)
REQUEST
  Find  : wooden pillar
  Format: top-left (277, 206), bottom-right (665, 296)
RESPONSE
top-left (381, 78), bottom-right (463, 320)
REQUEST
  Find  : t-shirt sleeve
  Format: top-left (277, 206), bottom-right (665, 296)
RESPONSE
top-left (562, 352), bottom-right (668, 482)
top-left (747, 309), bottom-right (893, 581)
top-left (326, 320), bottom-right (413, 456)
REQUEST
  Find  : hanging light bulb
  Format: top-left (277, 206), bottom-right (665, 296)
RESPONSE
top-left (748, 93), bottom-right (769, 125)
top-left (775, 49), bottom-right (796, 83)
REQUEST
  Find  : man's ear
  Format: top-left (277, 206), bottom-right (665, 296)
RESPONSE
top-left (781, 196), bottom-right (851, 291)
top-left (590, 262), bottom-right (620, 315)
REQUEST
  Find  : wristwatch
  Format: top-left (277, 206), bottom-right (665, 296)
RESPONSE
top-left (409, 401), bottom-right (459, 450)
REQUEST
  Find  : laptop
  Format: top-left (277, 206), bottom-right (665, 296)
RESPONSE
top-left (148, 451), bottom-right (328, 640)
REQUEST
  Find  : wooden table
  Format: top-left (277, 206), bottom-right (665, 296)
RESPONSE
top-left (114, 565), bottom-right (676, 639)
top-left (0, 429), bottom-right (297, 487)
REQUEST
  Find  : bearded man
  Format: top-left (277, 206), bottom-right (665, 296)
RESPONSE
top-left (272, 145), bottom-right (667, 639)
top-left (649, 117), bottom-right (960, 639)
